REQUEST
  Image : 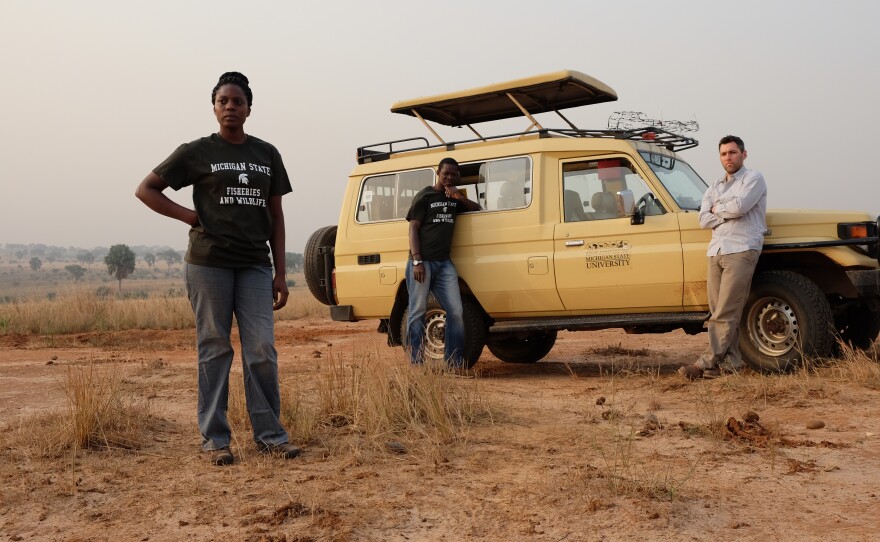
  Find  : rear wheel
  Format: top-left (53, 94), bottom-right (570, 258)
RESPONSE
top-left (400, 295), bottom-right (487, 368)
top-left (740, 270), bottom-right (833, 373)
top-left (487, 331), bottom-right (557, 363)
top-left (304, 226), bottom-right (337, 305)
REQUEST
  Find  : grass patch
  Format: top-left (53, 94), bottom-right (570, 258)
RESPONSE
top-left (0, 287), bottom-right (326, 335)
top-left (6, 363), bottom-right (153, 461)
top-left (829, 343), bottom-right (880, 389)
top-left (226, 341), bottom-right (495, 457)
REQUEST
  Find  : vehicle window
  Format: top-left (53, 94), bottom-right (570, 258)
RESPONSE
top-left (459, 156), bottom-right (532, 211)
top-left (639, 152), bottom-right (707, 210)
top-left (356, 156), bottom-right (532, 223)
top-left (562, 158), bottom-right (664, 222)
top-left (357, 169), bottom-right (434, 223)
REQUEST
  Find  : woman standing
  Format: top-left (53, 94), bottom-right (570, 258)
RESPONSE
top-left (136, 72), bottom-right (299, 465)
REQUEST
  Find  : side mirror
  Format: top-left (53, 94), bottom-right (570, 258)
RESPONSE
top-left (616, 190), bottom-right (635, 216)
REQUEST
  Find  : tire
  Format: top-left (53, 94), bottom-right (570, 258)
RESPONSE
top-left (304, 226), bottom-right (337, 305)
top-left (400, 295), bottom-right (487, 368)
top-left (836, 302), bottom-right (880, 350)
top-left (487, 330), bottom-right (557, 363)
top-left (740, 270), bottom-right (834, 373)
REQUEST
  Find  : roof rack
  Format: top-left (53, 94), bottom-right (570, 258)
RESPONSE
top-left (356, 127), bottom-right (698, 164)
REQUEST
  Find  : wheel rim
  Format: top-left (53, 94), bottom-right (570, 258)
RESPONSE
top-left (747, 296), bottom-right (799, 356)
top-left (423, 308), bottom-right (446, 361)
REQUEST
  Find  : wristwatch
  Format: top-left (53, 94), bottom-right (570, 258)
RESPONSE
top-left (412, 259), bottom-right (423, 266)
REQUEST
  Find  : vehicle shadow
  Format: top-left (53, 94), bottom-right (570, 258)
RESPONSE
top-left (474, 356), bottom-right (684, 379)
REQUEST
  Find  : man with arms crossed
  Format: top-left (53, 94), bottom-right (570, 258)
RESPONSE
top-left (679, 135), bottom-right (767, 380)
top-left (406, 157), bottom-right (481, 368)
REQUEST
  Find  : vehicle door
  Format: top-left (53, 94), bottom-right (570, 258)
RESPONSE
top-left (553, 156), bottom-right (684, 312)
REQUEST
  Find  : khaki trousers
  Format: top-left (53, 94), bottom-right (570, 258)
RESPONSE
top-left (697, 250), bottom-right (760, 370)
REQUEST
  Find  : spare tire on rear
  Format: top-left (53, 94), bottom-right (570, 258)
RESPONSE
top-left (304, 226), bottom-right (337, 305)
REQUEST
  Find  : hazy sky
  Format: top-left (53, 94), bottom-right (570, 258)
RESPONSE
top-left (2, 0), bottom-right (879, 253)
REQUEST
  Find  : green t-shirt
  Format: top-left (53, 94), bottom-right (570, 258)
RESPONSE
top-left (154, 134), bottom-right (292, 267)
top-left (405, 186), bottom-right (462, 261)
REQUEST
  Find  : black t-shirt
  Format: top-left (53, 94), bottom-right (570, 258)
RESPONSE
top-left (405, 186), bottom-right (462, 261)
top-left (154, 134), bottom-right (292, 267)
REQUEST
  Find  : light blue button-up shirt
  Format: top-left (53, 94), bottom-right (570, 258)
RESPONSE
top-left (699, 166), bottom-right (767, 256)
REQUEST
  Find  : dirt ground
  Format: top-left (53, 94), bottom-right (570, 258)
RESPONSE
top-left (2, 318), bottom-right (880, 541)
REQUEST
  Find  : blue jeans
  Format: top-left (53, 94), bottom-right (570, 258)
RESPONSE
top-left (185, 263), bottom-right (289, 451)
top-left (405, 259), bottom-right (465, 367)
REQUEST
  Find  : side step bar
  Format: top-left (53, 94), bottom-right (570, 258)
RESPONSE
top-left (489, 312), bottom-right (709, 334)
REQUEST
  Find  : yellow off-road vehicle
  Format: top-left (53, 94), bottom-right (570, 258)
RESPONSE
top-left (305, 70), bottom-right (880, 372)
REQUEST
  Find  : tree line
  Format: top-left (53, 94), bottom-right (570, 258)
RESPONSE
top-left (13, 245), bottom-right (305, 293)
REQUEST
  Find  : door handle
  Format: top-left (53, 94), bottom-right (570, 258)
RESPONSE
top-left (565, 240), bottom-right (585, 247)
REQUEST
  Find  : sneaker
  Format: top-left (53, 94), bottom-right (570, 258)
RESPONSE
top-left (677, 363), bottom-right (705, 381)
top-left (209, 447), bottom-right (234, 466)
top-left (259, 442), bottom-right (302, 459)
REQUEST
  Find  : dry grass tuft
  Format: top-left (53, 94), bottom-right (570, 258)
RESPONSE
top-left (63, 364), bottom-right (152, 451)
top-left (5, 363), bottom-right (152, 460)
top-left (225, 341), bottom-right (494, 457)
top-left (315, 345), bottom-right (494, 447)
top-left (828, 343), bottom-right (880, 389)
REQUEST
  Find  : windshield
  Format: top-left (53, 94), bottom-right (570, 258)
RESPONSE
top-left (639, 152), bottom-right (707, 210)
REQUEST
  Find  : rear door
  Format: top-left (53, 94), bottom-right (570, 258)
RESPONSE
top-left (553, 156), bottom-right (684, 312)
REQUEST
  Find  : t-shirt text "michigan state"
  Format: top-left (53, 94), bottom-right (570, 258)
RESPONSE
top-left (210, 162), bottom-right (272, 175)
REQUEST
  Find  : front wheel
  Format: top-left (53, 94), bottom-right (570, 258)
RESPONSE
top-left (740, 270), bottom-right (834, 373)
top-left (401, 295), bottom-right (487, 368)
top-left (487, 331), bottom-right (557, 363)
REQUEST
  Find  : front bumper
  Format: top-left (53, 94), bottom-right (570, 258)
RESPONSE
top-left (847, 269), bottom-right (880, 297)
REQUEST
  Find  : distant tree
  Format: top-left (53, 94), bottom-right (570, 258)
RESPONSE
top-left (104, 244), bottom-right (136, 293)
top-left (157, 248), bottom-right (182, 272)
top-left (46, 249), bottom-right (63, 263)
top-left (15, 250), bottom-right (25, 262)
top-left (29, 257), bottom-right (42, 271)
top-left (65, 264), bottom-right (87, 282)
top-left (144, 253), bottom-right (156, 270)
top-left (286, 252), bottom-right (304, 273)
top-left (77, 251), bottom-right (95, 268)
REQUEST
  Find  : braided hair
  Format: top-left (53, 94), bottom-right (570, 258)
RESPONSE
top-left (211, 72), bottom-right (253, 106)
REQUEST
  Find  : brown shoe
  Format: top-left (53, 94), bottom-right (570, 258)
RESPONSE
top-left (260, 442), bottom-right (302, 459)
top-left (209, 447), bottom-right (234, 466)
top-left (677, 363), bottom-right (705, 381)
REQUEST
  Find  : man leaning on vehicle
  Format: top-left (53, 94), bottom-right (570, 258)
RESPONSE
top-left (405, 157), bottom-right (481, 368)
top-left (679, 135), bottom-right (767, 380)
